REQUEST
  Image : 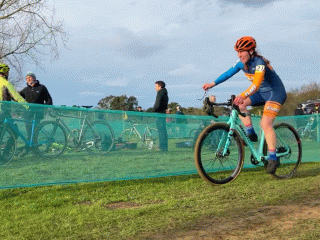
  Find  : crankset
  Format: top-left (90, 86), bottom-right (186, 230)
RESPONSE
top-left (250, 154), bottom-right (259, 165)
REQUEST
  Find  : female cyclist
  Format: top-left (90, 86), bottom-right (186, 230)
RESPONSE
top-left (202, 36), bottom-right (287, 174)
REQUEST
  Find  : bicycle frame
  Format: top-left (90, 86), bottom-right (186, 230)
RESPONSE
top-left (54, 113), bottom-right (101, 145)
top-left (221, 108), bottom-right (291, 163)
top-left (131, 124), bottom-right (143, 140)
top-left (2, 116), bottom-right (45, 148)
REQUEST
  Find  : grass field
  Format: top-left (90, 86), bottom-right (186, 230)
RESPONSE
top-left (1, 135), bottom-right (319, 189)
top-left (0, 120), bottom-right (319, 239)
top-left (0, 161), bottom-right (319, 239)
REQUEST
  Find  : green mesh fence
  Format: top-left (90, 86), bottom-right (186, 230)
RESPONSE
top-left (0, 101), bottom-right (319, 189)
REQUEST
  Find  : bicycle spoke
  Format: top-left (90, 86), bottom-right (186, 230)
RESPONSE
top-left (195, 123), bottom-right (244, 185)
top-left (265, 123), bottom-right (302, 179)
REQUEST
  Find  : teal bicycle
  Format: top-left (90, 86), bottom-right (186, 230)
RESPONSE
top-left (0, 113), bottom-right (67, 165)
top-left (194, 95), bottom-right (302, 185)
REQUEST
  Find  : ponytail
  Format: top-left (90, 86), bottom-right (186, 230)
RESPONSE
top-left (243, 50), bottom-right (271, 71)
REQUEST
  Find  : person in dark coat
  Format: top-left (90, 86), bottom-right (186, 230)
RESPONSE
top-left (153, 81), bottom-right (168, 151)
top-left (20, 72), bottom-right (53, 142)
top-left (20, 72), bottom-right (52, 105)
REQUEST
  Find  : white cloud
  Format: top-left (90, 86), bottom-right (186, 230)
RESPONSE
top-left (103, 78), bottom-right (130, 87)
top-left (80, 77), bottom-right (130, 87)
top-left (168, 64), bottom-right (199, 76)
top-left (79, 92), bottom-right (104, 96)
top-left (160, 23), bottom-right (181, 36)
top-left (45, 0), bottom-right (320, 109)
top-left (169, 83), bottom-right (201, 88)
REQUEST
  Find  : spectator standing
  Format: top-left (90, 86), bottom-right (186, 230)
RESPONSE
top-left (0, 63), bottom-right (26, 158)
top-left (166, 108), bottom-right (174, 123)
top-left (20, 72), bottom-right (53, 141)
top-left (0, 63), bottom-right (26, 119)
top-left (135, 106), bottom-right (144, 123)
top-left (0, 63), bottom-right (26, 104)
top-left (20, 72), bottom-right (52, 105)
top-left (175, 106), bottom-right (186, 137)
top-left (153, 81), bottom-right (168, 152)
top-left (137, 106), bottom-right (143, 112)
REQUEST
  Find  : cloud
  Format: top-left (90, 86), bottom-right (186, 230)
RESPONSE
top-left (168, 64), bottom-right (199, 76)
top-left (115, 28), bottom-right (167, 59)
top-left (103, 78), bottom-right (130, 87)
top-left (46, 0), bottom-right (320, 109)
top-left (218, 0), bottom-right (280, 8)
top-left (169, 83), bottom-right (201, 88)
top-left (80, 77), bottom-right (130, 87)
top-left (79, 92), bottom-right (104, 96)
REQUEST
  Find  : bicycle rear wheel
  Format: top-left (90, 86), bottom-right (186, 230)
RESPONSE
top-left (82, 121), bottom-right (115, 154)
top-left (34, 121), bottom-right (67, 159)
top-left (297, 127), bottom-right (310, 140)
top-left (0, 127), bottom-right (16, 165)
top-left (264, 123), bottom-right (302, 179)
top-left (194, 123), bottom-right (244, 185)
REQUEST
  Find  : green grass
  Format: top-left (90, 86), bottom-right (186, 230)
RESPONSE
top-left (0, 138), bottom-right (197, 188)
top-left (2, 136), bottom-right (319, 189)
top-left (0, 161), bottom-right (319, 239)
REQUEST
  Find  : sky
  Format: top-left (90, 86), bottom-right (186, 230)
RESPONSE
top-left (19, 0), bottom-right (320, 109)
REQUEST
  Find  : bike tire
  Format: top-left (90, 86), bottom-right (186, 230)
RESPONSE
top-left (143, 127), bottom-right (158, 149)
top-left (0, 127), bottom-right (16, 165)
top-left (34, 121), bottom-right (68, 159)
top-left (82, 120), bottom-right (115, 154)
top-left (297, 127), bottom-right (311, 140)
top-left (194, 123), bottom-right (244, 185)
top-left (264, 123), bottom-right (302, 179)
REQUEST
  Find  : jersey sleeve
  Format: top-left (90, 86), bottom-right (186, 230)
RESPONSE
top-left (6, 82), bottom-right (27, 103)
top-left (240, 59), bottom-right (266, 99)
top-left (214, 60), bottom-right (243, 86)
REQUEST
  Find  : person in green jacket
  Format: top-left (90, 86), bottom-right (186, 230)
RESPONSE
top-left (0, 63), bottom-right (26, 103)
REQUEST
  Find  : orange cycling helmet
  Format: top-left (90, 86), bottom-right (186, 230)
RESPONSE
top-left (234, 36), bottom-right (256, 52)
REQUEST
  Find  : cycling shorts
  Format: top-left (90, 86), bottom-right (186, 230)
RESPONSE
top-left (249, 90), bottom-right (287, 118)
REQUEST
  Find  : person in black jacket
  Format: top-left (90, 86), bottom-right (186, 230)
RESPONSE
top-left (153, 81), bottom-right (168, 151)
top-left (20, 72), bottom-right (52, 105)
top-left (20, 72), bottom-right (53, 142)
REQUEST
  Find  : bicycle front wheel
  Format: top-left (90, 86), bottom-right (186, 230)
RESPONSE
top-left (143, 128), bottom-right (158, 149)
top-left (121, 129), bottom-right (140, 144)
top-left (194, 123), bottom-right (244, 185)
top-left (0, 127), bottom-right (16, 165)
top-left (264, 123), bottom-right (302, 179)
top-left (82, 121), bottom-right (115, 154)
top-left (34, 121), bottom-right (68, 159)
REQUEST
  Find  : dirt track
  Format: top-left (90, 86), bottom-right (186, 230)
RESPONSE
top-left (140, 190), bottom-right (320, 240)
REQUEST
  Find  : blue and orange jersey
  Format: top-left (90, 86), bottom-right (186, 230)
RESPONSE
top-left (214, 56), bottom-right (286, 99)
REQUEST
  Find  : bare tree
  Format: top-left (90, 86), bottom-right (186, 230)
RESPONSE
top-left (0, 0), bottom-right (67, 86)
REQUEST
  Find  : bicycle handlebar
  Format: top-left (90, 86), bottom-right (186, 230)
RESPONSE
top-left (205, 95), bottom-right (247, 118)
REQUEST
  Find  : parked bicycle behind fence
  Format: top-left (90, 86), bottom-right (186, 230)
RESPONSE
top-left (121, 120), bottom-right (158, 149)
top-left (48, 108), bottom-right (115, 155)
top-left (297, 115), bottom-right (318, 141)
